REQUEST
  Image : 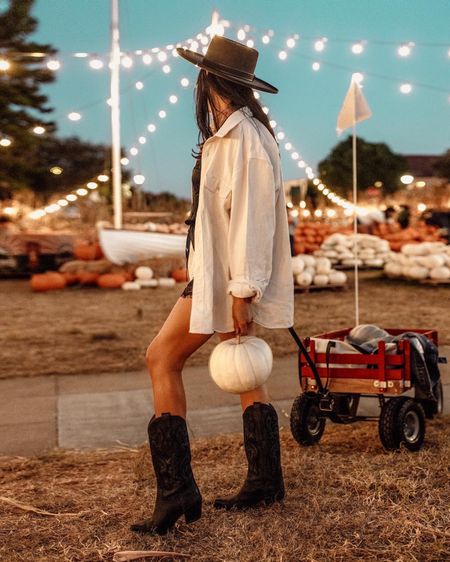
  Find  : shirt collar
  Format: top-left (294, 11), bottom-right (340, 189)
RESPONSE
top-left (208, 106), bottom-right (252, 140)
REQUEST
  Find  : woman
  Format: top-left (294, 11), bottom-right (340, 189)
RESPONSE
top-left (131, 35), bottom-right (294, 535)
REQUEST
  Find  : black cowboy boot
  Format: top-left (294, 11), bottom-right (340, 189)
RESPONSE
top-left (130, 413), bottom-right (202, 535)
top-left (213, 402), bottom-right (285, 510)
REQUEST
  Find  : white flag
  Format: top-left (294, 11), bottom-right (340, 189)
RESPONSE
top-left (336, 76), bottom-right (372, 135)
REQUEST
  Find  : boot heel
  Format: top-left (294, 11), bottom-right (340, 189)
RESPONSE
top-left (184, 501), bottom-right (202, 524)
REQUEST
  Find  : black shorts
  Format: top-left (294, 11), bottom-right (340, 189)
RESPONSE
top-left (180, 278), bottom-right (193, 298)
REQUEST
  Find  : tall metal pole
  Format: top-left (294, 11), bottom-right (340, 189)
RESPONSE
top-left (110, 0), bottom-right (122, 229)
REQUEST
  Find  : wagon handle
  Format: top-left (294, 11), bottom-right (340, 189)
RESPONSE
top-left (288, 327), bottom-right (326, 393)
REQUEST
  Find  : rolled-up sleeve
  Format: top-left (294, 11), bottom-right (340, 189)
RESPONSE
top-left (227, 157), bottom-right (276, 303)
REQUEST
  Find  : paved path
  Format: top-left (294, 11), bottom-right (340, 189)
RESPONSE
top-left (1, 348), bottom-right (449, 456)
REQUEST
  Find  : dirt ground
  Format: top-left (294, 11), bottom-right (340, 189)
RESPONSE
top-left (1, 417), bottom-right (449, 562)
top-left (0, 271), bottom-right (448, 379)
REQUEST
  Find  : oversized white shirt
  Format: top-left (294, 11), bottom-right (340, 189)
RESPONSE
top-left (187, 106), bottom-right (294, 334)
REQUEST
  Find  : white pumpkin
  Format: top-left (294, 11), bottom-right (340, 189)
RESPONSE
top-left (430, 266), bottom-right (450, 280)
top-left (304, 266), bottom-right (316, 277)
top-left (137, 279), bottom-right (158, 288)
top-left (158, 277), bottom-right (176, 287)
top-left (122, 281), bottom-right (141, 290)
top-left (364, 258), bottom-right (384, 268)
top-left (328, 270), bottom-right (347, 285)
top-left (291, 256), bottom-right (305, 275)
top-left (408, 266), bottom-right (429, 280)
top-left (299, 254), bottom-right (316, 268)
top-left (135, 266), bottom-right (154, 280)
top-left (315, 257), bottom-right (332, 275)
top-left (296, 271), bottom-right (313, 286)
top-left (385, 262), bottom-right (403, 276)
top-left (313, 274), bottom-right (329, 286)
top-left (424, 255), bottom-right (445, 269)
top-left (209, 336), bottom-right (273, 394)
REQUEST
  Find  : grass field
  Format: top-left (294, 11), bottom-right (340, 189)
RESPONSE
top-left (1, 417), bottom-right (449, 562)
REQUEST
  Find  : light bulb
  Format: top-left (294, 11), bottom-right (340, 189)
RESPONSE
top-left (121, 56), bottom-right (133, 68)
top-left (68, 112), bottom-right (81, 121)
top-left (169, 95), bottom-right (178, 104)
top-left (313, 178), bottom-right (320, 185)
top-left (400, 83), bottom-right (412, 94)
top-left (98, 175), bottom-right (109, 182)
top-left (262, 106), bottom-right (269, 115)
top-left (247, 39), bottom-right (254, 48)
top-left (237, 29), bottom-right (246, 41)
top-left (314, 39), bottom-right (326, 52)
top-left (130, 147), bottom-right (138, 156)
top-left (312, 62), bottom-right (320, 71)
top-left (77, 188), bottom-right (88, 196)
top-left (286, 37), bottom-right (296, 49)
top-left (135, 81), bottom-right (144, 90)
top-left (291, 152), bottom-right (299, 160)
top-left (121, 157), bottom-right (129, 166)
top-left (277, 131), bottom-right (285, 140)
top-left (138, 136), bottom-right (146, 144)
top-left (0, 138), bottom-right (12, 147)
top-left (262, 35), bottom-right (270, 44)
top-left (351, 42), bottom-right (364, 54)
top-left (284, 142), bottom-right (292, 151)
top-left (278, 50), bottom-right (287, 60)
top-left (269, 119), bottom-right (277, 128)
top-left (134, 174), bottom-right (145, 185)
top-left (89, 58), bottom-right (103, 69)
top-left (298, 160), bottom-right (305, 168)
top-left (66, 194), bottom-right (77, 201)
top-left (33, 126), bottom-right (45, 135)
top-left (158, 110), bottom-right (167, 118)
top-left (58, 199), bottom-right (68, 206)
top-left (0, 59), bottom-right (11, 71)
top-left (147, 123), bottom-right (156, 133)
top-left (142, 54), bottom-right (152, 65)
top-left (87, 182), bottom-right (98, 189)
top-left (157, 51), bottom-right (167, 62)
top-left (46, 59), bottom-right (61, 71)
top-left (162, 64), bottom-right (171, 73)
top-left (181, 77), bottom-right (190, 87)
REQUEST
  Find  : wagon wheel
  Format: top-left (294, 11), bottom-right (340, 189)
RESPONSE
top-left (422, 381), bottom-right (444, 419)
top-left (379, 398), bottom-right (426, 452)
top-left (290, 393), bottom-right (326, 446)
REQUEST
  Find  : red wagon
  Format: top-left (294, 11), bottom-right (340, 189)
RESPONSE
top-left (288, 327), bottom-right (444, 451)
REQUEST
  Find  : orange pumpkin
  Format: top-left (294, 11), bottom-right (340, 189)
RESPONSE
top-left (171, 268), bottom-right (189, 282)
top-left (78, 271), bottom-right (100, 286)
top-left (97, 273), bottom-right (126, 289)
top-left (60, 271), bottom-right (79, 286)
top-left (30, 272), bottom-right (67, 292)
top-left (74, 242), bottom-right (103, 261)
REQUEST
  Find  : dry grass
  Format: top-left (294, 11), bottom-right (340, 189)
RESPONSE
top-left (0, 271), bottom-right (448, 380)
top-left (1, 417), bottom-right (449, 562)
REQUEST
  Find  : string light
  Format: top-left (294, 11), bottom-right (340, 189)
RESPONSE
top-left (98, 174), bottom-right (109, 182)
top-left (147, 123), bottom-right (156, 132)
top-left (262, 35), bottom-right (270, 44)
top-left (398, 43), bottom-right (415, 57)
top-left (157, 51), bottom-right (167, 62)
top-left (400, 82), bottom-right (413, 94)
top-left (120, 157), bottom-right (129, 165)
top-left (169, 94), bottom-right (178, 103)
top-left (129, 147), bottom-right (138, 155)
top-left (286, 37), bottom-right (296, 49)
top-left (158, 110), bottom-right (167, 118)
top-left (68, 112), bottom-right (81, 121)
top-left (87, 182), bottom-right (98, 189)
top-left (312, 62), bottom-right (320, 71)
top-left (134, 174), bottom-right (145, 185)
top-left (351, 42), bottom-right (364, 54)
top-left (76, 188), bottom-right (88, 196)
top-left (314, 38), bottom-right (327, 52)
top-left (66, 194), bottom-right (77, 202)
top-left (278, 50), bottom-right (287, 60)
top-left (162, 64), bottom-right (171, 73)
top-left (0, 138), bottom-right (12, 147)
top-left (0, 59), bottom-right (10, 71)
top-left (138, 136), bottom-right (146, 144)
top-left (142, 54), bottom-right (152, 64)
top-left (237, 29), bottom-right (246, 41)
top-left (33, 126), bottom-right (45, 135)
top-left (121, 56), bottom-right (133, 68)
top-left (135, 81), bottom-right (144, 90)
top-left (89, 58), bottom-right (104, 69)
top-left (180, 77), bottom-right (190, 87)
top-left (46, 59), bottom-right (61, 71)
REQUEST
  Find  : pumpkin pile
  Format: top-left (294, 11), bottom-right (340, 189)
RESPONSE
top-left (315, 233), bottom-right (391, 269)
top-left (293, 223), bottom-right (351, 255)
top-left (292, 254), bottom-right (348, 288)
top-left (384, 242), bottom-right (450, 283)
top-left (373, 222), bottom-right (445, 252)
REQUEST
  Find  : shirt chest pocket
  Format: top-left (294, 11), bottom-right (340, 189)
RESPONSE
top-left (203, 171), bottom-right (230, 198)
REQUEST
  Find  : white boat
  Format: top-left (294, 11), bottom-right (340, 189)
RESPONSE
top-left (98, 226), bottom-right (186, 265)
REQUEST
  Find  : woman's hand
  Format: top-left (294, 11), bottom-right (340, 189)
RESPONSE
top-left (231, 296), bottom-right (253, 337)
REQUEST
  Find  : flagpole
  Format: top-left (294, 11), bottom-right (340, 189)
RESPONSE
top-left (352, 120), bottom-right (360, 326)
top-left (110, 0), bottom-right (122, 230)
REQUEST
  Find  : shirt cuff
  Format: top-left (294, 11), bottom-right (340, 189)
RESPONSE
top-left (227, 280), bottom-right (263, 303)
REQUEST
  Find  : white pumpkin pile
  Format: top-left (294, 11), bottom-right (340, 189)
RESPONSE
top-left (384, 242), bottom-right (450, 282)
top-left (292, 254), bottom-right (348, 287)
top-left (121, 266), bottom-right (177, 290)
top-left (315, 233), bottom-right (390, 268)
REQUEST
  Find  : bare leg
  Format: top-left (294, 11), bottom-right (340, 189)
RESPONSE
top-left (146, 296), bottom-right (213, 418)
top-left (216, 323), bottom-right (270, 411)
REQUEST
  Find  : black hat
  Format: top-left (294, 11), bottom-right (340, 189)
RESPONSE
top-left (176, 35), bottom-right (278, 94)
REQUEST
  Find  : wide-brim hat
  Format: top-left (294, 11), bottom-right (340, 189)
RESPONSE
top-left (176, 35), bottom-right (278, 94)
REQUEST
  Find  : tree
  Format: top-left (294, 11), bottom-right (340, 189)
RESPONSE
top-left (433, 149), bottom-right (450, 180)
top-left (0, 0), bottom-right (57, 193)
top-left (318, 136), bottom-right (407, 196)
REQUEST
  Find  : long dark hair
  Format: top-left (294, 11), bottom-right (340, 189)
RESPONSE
top-left (192, 69), bottom-right (276, 158)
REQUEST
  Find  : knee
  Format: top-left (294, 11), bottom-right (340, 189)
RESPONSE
top-left (145, 339), bottom-right (185, 378)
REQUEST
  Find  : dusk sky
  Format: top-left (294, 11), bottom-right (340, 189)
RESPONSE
top-left (29, 0), bottom-right (450, 198)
